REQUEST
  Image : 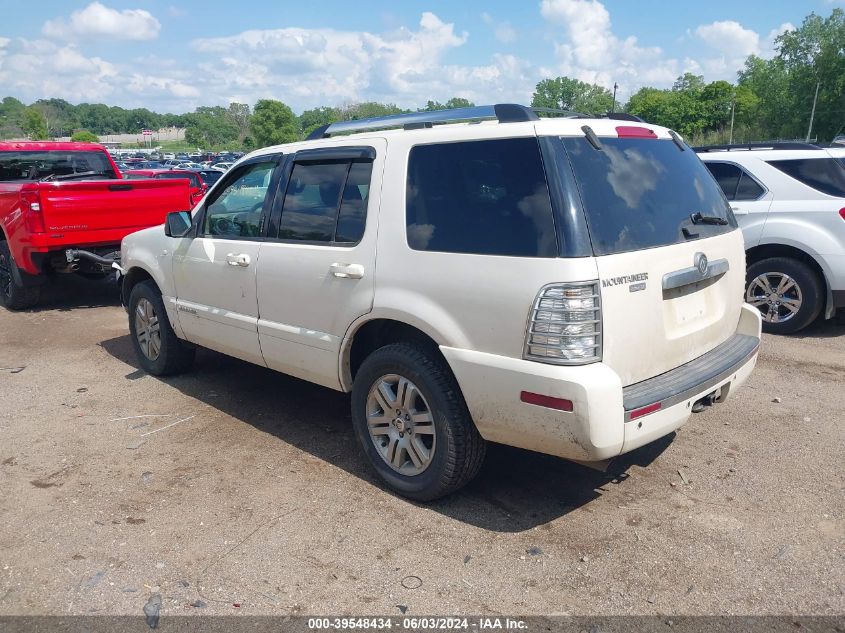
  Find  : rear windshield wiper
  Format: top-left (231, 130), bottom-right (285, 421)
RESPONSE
top-left (690, 211), bottom-right (728, 226)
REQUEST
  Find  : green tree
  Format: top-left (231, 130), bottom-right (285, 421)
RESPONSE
top-left (70, 130), bottom-right (99, 142)
top-left (531, 77), bottom-right (613, 114)
top-left (226, 102), bottom-right (252, 144)
top-left (22, 108), bottom-right (49, 140)
top-left (298, 106), bottom-right (339, 138)
top-left (338, 102), bottom-right (406, 120)
top-left (421, 97), bottom-right (475, 111)
top-left (185, 106), bottom-right (239, 148)
top-left (251, 99), bottom-right (299, 148)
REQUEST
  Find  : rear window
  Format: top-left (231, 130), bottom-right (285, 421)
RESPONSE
top-left (406, 138), bottom-right (557, 257)
top-left (704, 162), bottom-right (765, 201)
top-left (0, 150), bottom-right (117, 181)
top-left (562, 137), bottom-right (734, 256)
top-left (767, 158), bottom-right (845, 197)
top-left (157, 171), bottom-right (201, 188)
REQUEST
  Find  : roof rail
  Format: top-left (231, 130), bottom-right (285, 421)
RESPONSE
top-left (305, 103), bottom-right (585, 140)
top-left (693, 142), bottom-right (820, 152)
top-left (604, 112), bottom-right (644, 122)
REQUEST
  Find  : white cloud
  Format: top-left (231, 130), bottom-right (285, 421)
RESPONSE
top-left (191, 13), bottom-right (537, 110)
top-left (42, 2), bottom-right (161, 41)
top-left (481, 12), bottom-right (517, 43)
top-left (540, 0), bottom-right (689, 95)
top-left (694, 21), bottom-right (760, 57)
top-left (692, 19), bottom-right (794, 80)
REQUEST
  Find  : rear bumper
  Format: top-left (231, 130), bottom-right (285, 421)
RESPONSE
top-left (442, 303), bottom-right (762, 463)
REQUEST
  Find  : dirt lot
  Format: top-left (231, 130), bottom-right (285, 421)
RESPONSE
top-left (0, 276), bottom-right (843, 617)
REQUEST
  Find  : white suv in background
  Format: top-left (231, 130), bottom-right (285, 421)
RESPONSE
top-left (696, 143), bottom-right (845, 333)
top-left (118, 105), bottom-right (761, 500)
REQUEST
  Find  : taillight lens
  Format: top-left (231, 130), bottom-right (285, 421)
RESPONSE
top-left (524, 282), bottom-right (602, 364)
top-left (21, 190), bottom-right (45, 233)
top-left (839, 208), bottom-right (845, 221)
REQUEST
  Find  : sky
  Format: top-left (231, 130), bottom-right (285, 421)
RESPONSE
top-left (0, 0), bottom-right (840, 115)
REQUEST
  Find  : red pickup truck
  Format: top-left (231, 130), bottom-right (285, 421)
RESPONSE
top-left (0, 142), bottom-right (191, 310)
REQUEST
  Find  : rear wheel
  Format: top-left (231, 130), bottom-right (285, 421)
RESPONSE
top-left (746, 257), bottom-right (823, 334)
top-left (351, 343), bottom-right (486, 501)
top-left (128, 280), bottom-right (195, 375)
top-left (0, 241), bottom-right (40, 311)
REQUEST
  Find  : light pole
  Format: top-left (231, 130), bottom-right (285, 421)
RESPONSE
top-left (611, 82), bottom-right (618, 113)
top-left (806, 80), bottom-right (820, 143)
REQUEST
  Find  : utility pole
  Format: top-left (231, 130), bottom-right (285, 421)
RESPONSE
top-left (806, 80), bottom-right (820, 143)
top-left (611, 82), bottom-right (618, 113)
top-left (729, 92), bottom-right (736, 145)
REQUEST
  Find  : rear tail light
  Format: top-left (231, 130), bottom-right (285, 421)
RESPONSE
top-left (523, 282), bottom-right (602, 364)
top-left (21, 190), bottom-right (45, 233)
top-left (839, 208), bottom-right (845, 221)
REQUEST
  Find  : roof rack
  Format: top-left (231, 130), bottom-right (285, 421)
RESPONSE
top-left (693, 142), bottom-right (820, 152)
top-left (306, 103), bottom-right (587, 140)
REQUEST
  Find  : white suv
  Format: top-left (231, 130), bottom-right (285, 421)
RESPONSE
top-left (119, 104), bottom-right (761, 500)
top-left (696, 143), bottom-right (845, 333)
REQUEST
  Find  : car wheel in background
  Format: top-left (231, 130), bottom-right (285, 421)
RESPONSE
top-left (0, 241), bottom-right (40, 311)
top-left (746, 257), bottom-right (823, 334)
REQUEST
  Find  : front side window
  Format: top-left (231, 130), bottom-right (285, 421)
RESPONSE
top-left (767, 158), bottom-right (845, 197)
top-left (277, 159), bottom-right (373, 244)
top-left (406, 138), bottom-right (557, 257)
top-left (203, 161), bottom-right (276, 238)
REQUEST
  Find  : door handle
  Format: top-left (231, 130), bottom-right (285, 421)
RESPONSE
top-left (730, 206), bottom-right (749, 216)
top-left (226, 253), bottom-right (251, 267)
top-left (330, 263), bottom-right (364, 279)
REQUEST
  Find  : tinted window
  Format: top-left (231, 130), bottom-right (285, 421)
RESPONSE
top-left (705, 162), bottom-right (741, 200)
top-left (204, 161), bottom-right (275, 238)
top-left (279, 162), bottom-right (348, 242)
top-left (336, 162), bottom-right (372, 243)
top-left (0, 150), bottom-right (117, 181)
top-left (735, 171), bottom-right (765, 200)
top-left (767, 158), bottom-right (845, 197)
top-left (406, 138), bottom-right (556, 257)
top-left (563, 137), bottom-right (734, 256)
top-left (157, 171), bottom-right (201, 188)
top-left (278, 160), bottom-right (372, 244)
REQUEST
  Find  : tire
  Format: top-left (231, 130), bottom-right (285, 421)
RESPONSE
top-left (0, 241), bottom-right (40, 311)
top-left (351, 343), bottom-right (486, 501)
top-left (746, 257), bottom-right (823, 334)
top-left (127, 280), bottom-right (195, 375)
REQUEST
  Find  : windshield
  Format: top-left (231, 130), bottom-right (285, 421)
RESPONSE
top-left (157, 172), bottom-right (201, 187)
top-left (0, 150), bottom-right (118, 182)
top-left (562, 137), bottom-right (735, 256)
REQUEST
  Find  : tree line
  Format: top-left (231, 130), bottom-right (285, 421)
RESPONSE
top-left (2, 8), bottom-right (842, 148)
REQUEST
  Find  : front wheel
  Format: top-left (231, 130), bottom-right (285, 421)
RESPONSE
top-left (0, 241), bottom-right (40, 311)
top-left (745, 257), bottom-right (823, 334)
top-left (128, 280), bottom-right (195, 375)
top-left (351, 343), bottom-right (486, 501)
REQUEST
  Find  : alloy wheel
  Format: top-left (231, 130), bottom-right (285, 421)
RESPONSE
top-left (366, 374), bottom-right (436, 475)
top-left (134, 297), bottom-right (162, 361)
top-left (746, 272), bottom-right (803, 324)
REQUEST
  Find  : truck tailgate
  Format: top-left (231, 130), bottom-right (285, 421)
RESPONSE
top-left (38, 179), bottom-right (191, 233)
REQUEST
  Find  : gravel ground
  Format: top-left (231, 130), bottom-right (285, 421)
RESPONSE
top-left (0, 276), bottom-right (843, 617)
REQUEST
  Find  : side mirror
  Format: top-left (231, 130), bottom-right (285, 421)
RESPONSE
top-left (164, 210), bottom-right (193, 238)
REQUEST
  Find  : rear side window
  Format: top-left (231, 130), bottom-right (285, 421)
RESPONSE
top-left (563, 137), bottom-right (734, 256)
top-left (277, 159), bottom-right (373, 244)
top-left (704, 162), bottom-right (765, 201)
top-left (406, 138), bottom-right (557, 257)
top-left (767, 158), bottom-right (845, 197)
